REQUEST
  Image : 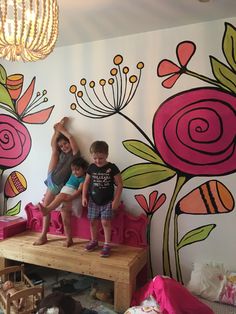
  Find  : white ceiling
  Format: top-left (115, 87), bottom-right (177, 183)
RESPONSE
top-left (56, 0), bottom-right (236, 47)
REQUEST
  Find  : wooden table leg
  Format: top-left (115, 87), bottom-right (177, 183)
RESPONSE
top-left (114, 278), bottom-right (136, 313)
top-left (0, 256), bottom-right (8, 269)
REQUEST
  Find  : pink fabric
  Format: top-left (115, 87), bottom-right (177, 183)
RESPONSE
top-left (219, 281), bottom-right (236, 306)
top-left (132, 276), bottom-right (214, 314)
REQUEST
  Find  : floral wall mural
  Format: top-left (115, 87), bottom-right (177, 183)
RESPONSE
top-left (69, 22), bottom-right (236, 282)
top-left (0, 66), bottom-right (54, 215)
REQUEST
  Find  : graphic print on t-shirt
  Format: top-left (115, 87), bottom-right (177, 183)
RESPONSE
top-left (88, 163), bottom-right (120, 205)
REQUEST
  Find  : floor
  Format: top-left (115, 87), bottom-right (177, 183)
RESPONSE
top-left (25, 264), bottom-right (119, 313)
top-left (2, 262), bottom-right (234, 314)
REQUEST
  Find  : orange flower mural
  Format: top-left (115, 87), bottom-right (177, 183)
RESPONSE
top-left (176, 180), bottom-right (235, 216)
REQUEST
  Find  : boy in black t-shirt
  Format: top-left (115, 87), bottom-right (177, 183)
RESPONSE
top-left (82, 141), bottom-right (123, 257)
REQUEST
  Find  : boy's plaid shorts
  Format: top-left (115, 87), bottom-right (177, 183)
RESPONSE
top-left (87, 199), bottom-right (113, 220)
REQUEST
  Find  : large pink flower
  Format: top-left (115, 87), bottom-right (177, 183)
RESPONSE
top-left (0, 115), bottom-right (31, 169)
top-left (153, 87), bottom-right (236, 175)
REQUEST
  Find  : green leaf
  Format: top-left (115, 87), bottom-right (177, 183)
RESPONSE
top-left (210, 56), bottom-right (236, 93)
top-left (223, 23), bottom-right (236, 72)
top-left (123, 140), bottom-right (165, 164)
top-left (0, 84), bottom-right (14, 110)
top-left (121, 163), bottom-right (176, 189)
top-left (6, 201), bottom-right (21, 216)
top-left (0, 64), bottom-right (7, 84)
top-left (177, 224), bottom-right (216, 250)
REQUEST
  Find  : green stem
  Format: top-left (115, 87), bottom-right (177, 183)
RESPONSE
top-left (185, 69), bottom-right (231, 91)
top-left (146, 215), bottom-right (154, 278)
top-left (3, 197), bottom-right (7, 214)
top-left (162, 175), bottom-right (187, 277)
top-left (0, 169), bottom-right (3, 181)
top-left (118, 111), bottom-right (155, 149)
top-left (174, 212), bottom-right (183, 283)
top-left (0, 105), bottom-right (18, 118)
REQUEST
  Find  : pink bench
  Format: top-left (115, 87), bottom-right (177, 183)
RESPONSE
top-left (25, 202), bottom-right (148, 247)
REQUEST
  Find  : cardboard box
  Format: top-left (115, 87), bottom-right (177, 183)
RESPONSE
top-left (0, 216), bottom-right (27, 239)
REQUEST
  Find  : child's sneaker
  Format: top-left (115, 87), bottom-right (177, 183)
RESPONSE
top-left (85, 240), bottom-right (98, 252)
top-left (100, 244), bottom-right (111, 257)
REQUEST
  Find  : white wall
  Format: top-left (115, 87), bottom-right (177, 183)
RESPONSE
top-left (1, 17), bottom-right (236, 283)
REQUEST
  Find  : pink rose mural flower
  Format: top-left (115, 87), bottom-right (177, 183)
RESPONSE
top-left (0, 115), bottom-right (31, 169)
top-left (0, 114), bottom-right (31, 213)
top-left (154, 22), bottom-right (236, 281)
top-left (153, 87), bottom-right (236, 176)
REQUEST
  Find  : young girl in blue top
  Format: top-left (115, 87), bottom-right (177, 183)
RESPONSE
top-left (39, 157), bottom-right (88, 247)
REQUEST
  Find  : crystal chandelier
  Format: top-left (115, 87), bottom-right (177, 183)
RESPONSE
top-left (0, 0), bottom-right (59, 62)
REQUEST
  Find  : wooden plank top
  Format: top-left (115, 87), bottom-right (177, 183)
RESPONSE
top-left (0, 231), bottom-right (147, 283)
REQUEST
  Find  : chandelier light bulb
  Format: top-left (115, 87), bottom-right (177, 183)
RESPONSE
top-left (0, 0), bottom-right (59, 62)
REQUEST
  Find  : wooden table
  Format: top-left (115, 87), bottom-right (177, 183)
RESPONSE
top-left (0, 231), bottom-right (147, 313)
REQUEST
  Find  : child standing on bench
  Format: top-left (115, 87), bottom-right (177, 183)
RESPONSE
top-left (33, 117), bottom-right (80, 246)
top-left (82, 141), bottom-right (123, 257)
top-left (38, 156), bottom-right (88, 247)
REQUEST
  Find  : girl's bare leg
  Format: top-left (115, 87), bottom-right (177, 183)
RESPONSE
top-left (61, 206), bottom-right (73, 247)
top-left (40, 193), bottom-right (67, 215)
top-left (33, 189), bottom-right (55, 245)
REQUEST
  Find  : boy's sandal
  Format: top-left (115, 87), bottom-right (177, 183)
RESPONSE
top-left (100, 244), bottom-right (111, 257)
top-left (85, 240), bottom-right (98, 252)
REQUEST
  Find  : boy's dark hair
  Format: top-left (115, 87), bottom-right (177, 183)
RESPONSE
top-left (71, 157), bottom-right (89, 170)
top-left (90, 141), bottom-right (108, 154)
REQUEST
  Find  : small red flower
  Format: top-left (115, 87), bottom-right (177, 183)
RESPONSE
top-left (135, 190), bottom-right (166, 215)
top-left (157, 41), bottom-right (196, 88)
